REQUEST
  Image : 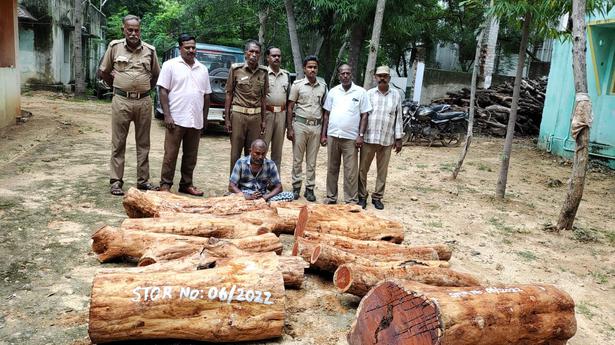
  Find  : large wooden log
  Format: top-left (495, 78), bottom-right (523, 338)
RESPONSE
top-left (348, 280), bottom-right (576, 345)
top-left (89, 253), bottom-right (285, 343)
top-left (274, 203), bottom-right (405, 243)
top-left (302, 232), bottom-right (451, 261)
top-left (122, 188), bottom-right (270, 218)
top-left (100, 252), bottom-right (308, 289)
top-left (334, 263), bottom-right (480, 297)
top-left (91, 226), bottom-right (282, 262)
top-left (310, 243), bottom-right (449, 273)
top-left (120, 211), bottom-right (285, 238)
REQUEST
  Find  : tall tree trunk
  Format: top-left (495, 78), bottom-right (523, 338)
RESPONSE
top-left (478, 11), bottom-right (500, 89)
top-left (495, 11), bottom-right (532, 199)
top-left (329, 30), bottom-right (349, 87)
top-left (452, 26), bottom-right (485, 179)
top-left (313, 35), bottom-right (325, 56)
top-left (348, 23), bottom-right (367, 83)
top-left (258, 7), bottom-right (269, 66)
top-left (284, 0), bottom-right (303, 78)
top-left (556, 0), bottom-right (591, 230)
top-left (73, 0), bottom-right (86, 96)
top-left (362, 0), bottom-right (386, 89)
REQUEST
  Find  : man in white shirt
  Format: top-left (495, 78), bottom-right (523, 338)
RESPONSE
top-left (320, 64), bottom-right (372, 204)
top-left (157, 34), bottom-right (211, 196)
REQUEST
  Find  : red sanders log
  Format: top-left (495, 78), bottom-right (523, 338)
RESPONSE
top-left (334, 263), bottom-right (480, 297)
top-left (348, 280), bottom-right (576, 345)
top-left (89, 253), bottom-right (285, 343)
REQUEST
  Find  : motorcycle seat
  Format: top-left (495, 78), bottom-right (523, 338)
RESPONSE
top-left (430, 104), bottom-right (450, 112)
top-left (432, 111), bottom-right (467, 121)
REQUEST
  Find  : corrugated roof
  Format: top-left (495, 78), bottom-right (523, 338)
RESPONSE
top-left (18, 5), bottom-right (37, 21)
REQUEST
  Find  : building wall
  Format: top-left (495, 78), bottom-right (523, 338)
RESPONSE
top-left (539, 8), bottom-right (615, 168)
top-left (19, 0), bottom-right (105, 89)
top-left (0, 0), bottom-right (21, 129)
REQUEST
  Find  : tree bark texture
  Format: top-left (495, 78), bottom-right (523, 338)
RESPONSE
top-left (91, 226), bottom-right (282, 262)
top-left (362, 0), bottom-right (387, 89)
top-left (258, 7), bottom-right (268, 66)
top-left (348, 280), bottom-right (576, 345)
top-left (89, 253), bottom-right (285, 343)
top-left (348, 23), bottom-right (367, 83)
top-left (120, 210), bottom-right (295, 238)
top-left (495, 11), bottom-right (532, 198)
top-left (452, 25), bottom-right (484, 179)
top-left (310, 243), bottom-right (449, 273)
top-left (100, 252), bottom-right (308, 289)
top-left (284, 0), bottom-right (303, 78)
top-left (556, 0), bottom-right (591, 230)
top-left (122, 188), bottom-right (269, 218)
top-left (302, 231), bottom-right (450, 261)
top-left (334, 263), bottom-right (480, 297)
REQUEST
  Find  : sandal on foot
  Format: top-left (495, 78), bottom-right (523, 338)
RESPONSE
top-left (110, 181), bottom-right (124, 196)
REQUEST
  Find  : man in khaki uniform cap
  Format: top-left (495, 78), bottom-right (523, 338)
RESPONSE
top-left (224, 39), bottom-right (269, 173)
top-left (286, 55), bottom-right (327, 202)
top-left (263, 47), bottom-right (290, 171)
top-left (98, 14), bottom-right (161, 196)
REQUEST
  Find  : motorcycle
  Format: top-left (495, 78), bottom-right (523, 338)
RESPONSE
top-left (401, 100), bottom-right (469, 147)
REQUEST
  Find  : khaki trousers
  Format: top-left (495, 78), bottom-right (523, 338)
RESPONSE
top-left (359, 143), bottom-right (393, 201)
top-left (160, 125), bottom-right (201, 188)
top-left (291, 121), bottom-right (321, 190)
top-left (229, 111), bottom-right (262, 172)
top-left (326, 136), bottom-right (358, 204)
top-left (263, 110), bottom-right (286, 170)
top-left (110, 95), bottom-right (152, 184)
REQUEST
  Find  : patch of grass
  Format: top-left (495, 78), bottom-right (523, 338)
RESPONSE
top-left (488, 217), bottom-right (515, 233)
top-left (516, 250), bottom-right (537, 261)
top-left (415, 163), bottom-right (428, 169)
top-left (0, 197), bottom-right (21, 209)
top-left (605, 231), bottom-right (615, 246)
top-left (573, 227), bottom-right (600, 243)
top-left (502, 237), bottom-right (512, 245)
top-left (477, 163), bottom-right (492, 172)
top-left (425, 221), bottom-right (443, 228)
top-left (439, 162), bottom-right (455, 172)
top-left (576, 302), bottom-right (595, 320)
top-left (590, 271), bottom-right (609, 285)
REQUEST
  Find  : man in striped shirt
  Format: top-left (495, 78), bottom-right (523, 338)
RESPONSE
top-left (358, 66), bottom-right (403, 210)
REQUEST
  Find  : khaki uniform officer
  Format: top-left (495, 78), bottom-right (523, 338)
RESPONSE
top-left (263, 47), bottom-right (290, 171)
top-left (286, 55), bottom-right (326, 202)
top-left (98, 14), bottom-right (161, 196)
top-left (224, 40), bottom-right (269, 173)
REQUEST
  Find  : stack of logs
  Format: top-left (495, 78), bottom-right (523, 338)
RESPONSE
top-left (88, 187), bottom-right (577, 345)
top-left (433, 77), bottom-right (548, 137)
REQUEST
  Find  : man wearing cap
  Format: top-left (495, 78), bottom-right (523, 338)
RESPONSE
top-left (358, 66), bottom-right (403, 210)
top-left (263, 47), bottom-right (290, 171)
top-left (98, 14), bottom-right (161, 196)
top-left (286, 55), bottom-right (327, 202)
top-left (224, 39), bottom-right (269, 173)
top-left (321, 64), bottom-right (372, 204)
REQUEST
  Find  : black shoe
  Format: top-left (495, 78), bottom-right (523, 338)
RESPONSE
top-left (304, 189), bottom-right (316, 202)
top-left (137, 182), bottom-right (160, 191)
top-left (358, 198), bottom-right (367, 209)
top-left (293, 188), bottom-right (300, 200)
top-left (372, 199), bottom-right (384, 210)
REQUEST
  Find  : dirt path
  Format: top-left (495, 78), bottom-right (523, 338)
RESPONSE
top-left (0, 92), bottom-right (613, 345)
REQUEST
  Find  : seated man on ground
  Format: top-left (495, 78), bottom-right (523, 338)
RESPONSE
top-left (228, 139), bottom-right (294, 202)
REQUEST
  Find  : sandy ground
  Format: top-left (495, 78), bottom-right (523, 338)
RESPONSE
top-left (0, 92), bottom-right (613, 345)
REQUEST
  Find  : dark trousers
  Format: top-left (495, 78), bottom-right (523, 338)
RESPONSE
top-left (160, 125), bottom-right (201, 188)
top-left (229, 111), bottom-right (262, 173)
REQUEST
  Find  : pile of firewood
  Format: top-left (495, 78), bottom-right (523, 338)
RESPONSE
top-left (87, 188), bottom-right (577, 345)
top-left (433, 77), bottom-right (548, 137)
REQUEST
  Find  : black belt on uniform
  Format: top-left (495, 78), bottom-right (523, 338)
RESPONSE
top-left (113, 88), bottom-right (151, 100)
top-left (294, 116), bottom-right (321, 126)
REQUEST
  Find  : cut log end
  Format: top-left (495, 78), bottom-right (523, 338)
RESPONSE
top-left (291, 241), bottom-right (298, 256)
top-left (348, 281), bottom-right (442, 345)
top-left (333, 265), bottom-right (351, 293)
top-left (310, 245), bottom-right (321, 265)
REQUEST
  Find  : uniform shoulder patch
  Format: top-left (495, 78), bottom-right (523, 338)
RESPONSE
top-left (257, 65), bottom-right (269, 72)
top-left (109, 39), bottom-right (124, 47)
top-left (142, 42), bottom-right (156, 51)
top-left (230, 63), bottom-right (245, 69)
